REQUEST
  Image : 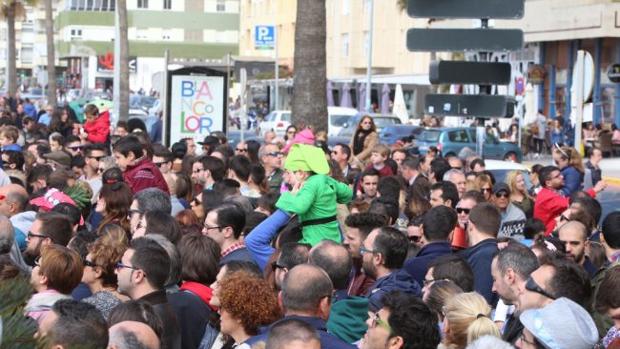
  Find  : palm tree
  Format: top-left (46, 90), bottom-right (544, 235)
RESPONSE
top-left (291, 0), bottom-right (327, 133)
top-left (397, 0), bottom-right (407, 12)
top-left (44, 0), bottom-right (57, 108)
top-left (117, 0), bottom-right (129, 121)
top-left (0, 0), bottom-right (33, 97)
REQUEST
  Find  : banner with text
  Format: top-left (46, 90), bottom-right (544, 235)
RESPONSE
top-left (169, 75), bottom-right (225, 145)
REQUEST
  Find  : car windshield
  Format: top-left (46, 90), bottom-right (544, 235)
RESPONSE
top-left (282, 113), bottom-right (291, 122)
top-left (330, 114), bottom-right (353, 127)
top-left (418, 130), bottom-right (441, 142)
top-left (488, 169), bottom-right (533, 190)
top-left (265, 111), bottom-right (278, 121)
top-left (374, 117), bottom-right (401, 129)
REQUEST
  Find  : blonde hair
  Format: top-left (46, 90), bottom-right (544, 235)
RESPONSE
top-left (506, 170), bottom-right (527, 197)
top-left (553, 145), bottom-right (584, 174)
top-left (443, 292), bottom-right (500, 348)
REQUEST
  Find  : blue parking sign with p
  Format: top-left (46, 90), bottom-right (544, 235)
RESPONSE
top-left (255, 25), bottom-right (275, 50)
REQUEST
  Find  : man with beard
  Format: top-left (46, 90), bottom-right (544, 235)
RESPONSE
top-left (490, 244), bottom-right (539, 344)
top-left (343, 213), bottom-right (386, 296)
top-left (361, 226), bottom-right (421, 312)
top-left (23, 212), bottom-right (72, 265)
top-left (558, 221), bottom-right (598, 277)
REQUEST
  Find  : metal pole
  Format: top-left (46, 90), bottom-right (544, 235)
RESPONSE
top-left (365, 0), bottom-right (374, 113)
top-left (162, 49), bottom-right (169, 146)
top-left (574, 50), bottom-right (585, 154)
top-left (226, 52), bottom-right (231, 137)
top-left (113, 5), bottom-right (120, 122)
top-left (240, 68), bottom-right (247, 143)
top-left (274, 26), bottom-right (279, 111)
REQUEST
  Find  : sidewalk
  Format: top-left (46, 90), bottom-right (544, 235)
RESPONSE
top-left (523, 155), bottom-right (620, 186)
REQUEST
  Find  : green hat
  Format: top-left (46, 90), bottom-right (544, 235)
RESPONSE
top-left (284, 144), bottom-right (329, 175)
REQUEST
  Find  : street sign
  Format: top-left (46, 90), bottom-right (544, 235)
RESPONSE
top-left (608, 64), bottom-right (620, 83)
top-left (407, 29), bottom-right (523, 52)
top-left (407, 0), bottom-right (524, 19)
top-left (425, 94), bottom-right (515, 118)
top-left (254, 25), bottom-right (275, 50)
top-left (429, 61), bottom-right (511, 85)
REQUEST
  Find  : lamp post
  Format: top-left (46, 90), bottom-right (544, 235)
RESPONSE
top-left (365, 0), bottom-right (374, 113)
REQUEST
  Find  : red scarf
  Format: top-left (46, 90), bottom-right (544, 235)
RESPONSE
top-left (179, 281), bottom-right (217, 311)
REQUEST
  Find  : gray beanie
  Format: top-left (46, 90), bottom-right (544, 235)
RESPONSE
top-left (520, 297), bottom-right (598, 349)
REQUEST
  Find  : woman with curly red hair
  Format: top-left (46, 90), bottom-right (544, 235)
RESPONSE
top-left (218, 271), bottom-right (281, 347)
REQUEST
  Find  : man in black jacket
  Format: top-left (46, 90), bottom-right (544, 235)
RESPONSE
top-left (116, 237), bottom-right (182, 349)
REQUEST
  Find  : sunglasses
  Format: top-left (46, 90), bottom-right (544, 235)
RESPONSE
top-left (153, 162), bottom-right (167, 168)
top-left (525, 276), bottom-right (556, 300)
top-left (495, 192), bottom-right (509, 198)
top-left (408, 235), bottom-right (421, 243)
top-left (267, 151), bottom-right (283, 157)
top-left (271, 261), bottom-right (287, 272)
top-left (456, 207), bottom-right (470, 214)
top-left (83, 260), bottom-right (98, 268)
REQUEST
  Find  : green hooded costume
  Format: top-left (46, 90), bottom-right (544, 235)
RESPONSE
top-left (276, 144), bottom-right (353, 246)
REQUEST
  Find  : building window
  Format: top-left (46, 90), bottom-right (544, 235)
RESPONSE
top-left (70, 28), bottom-right (83, 38)
top-left (341, 33), bottom-right (349, 57)
top-left (216, 0), bottom-right (225, 12)
top-left (342, 0), bottom-right (350, 15)
top-left (137, 0), bottom-right (148, 9)
top-left (163, 0), bottom-right (171, 9)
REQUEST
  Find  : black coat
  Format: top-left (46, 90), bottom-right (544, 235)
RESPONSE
top-left (140, 290), bottom-right (182, 349)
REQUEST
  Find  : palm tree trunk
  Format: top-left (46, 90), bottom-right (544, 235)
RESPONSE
top-left (44, 0), bottom-right (57, 108)
top-left (291, 0), bottom-right (328, 133)
top-left (117, 0), bottom-right (129, 121)
top-left (6, 2), bottom-right (17, 97)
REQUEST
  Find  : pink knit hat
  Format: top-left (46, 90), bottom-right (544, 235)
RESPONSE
top-left (282, 128), bottom-right (315, 154)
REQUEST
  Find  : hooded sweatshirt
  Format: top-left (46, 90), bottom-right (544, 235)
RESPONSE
top-left (366, 269), bottom-right (421, 312)
top-left (83, 110), bottom-right (110, 144)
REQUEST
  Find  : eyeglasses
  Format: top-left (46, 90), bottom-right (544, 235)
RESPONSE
top-left (83, 260), bottom-right (98, 268)
top-left (369, 312), bottom-right (392, 333)
top-left (236, 148), bottom-right (247, 153)
top-left (115, 262), bottom-right (138, 271)
top-left (525, 276), bottom-right (556, 300)
top-left (153, 162), bottom-right (167, 168)
top-left (359, 246), bottom-right (378, 255)
top-left (456, 207), bottom-right (471, 214)
top-left (27, 231), bottom-right (47, 240)
top-left (203, 225), bottom-right (222, 231)
top-left (495, 192), bottom-right (509, 198)
top-left (88, 155), bottom-right (106, 161)
top-left (271, 261), bottom-right (287, 272)
top-left (266, 151), bottom-right (283, 157)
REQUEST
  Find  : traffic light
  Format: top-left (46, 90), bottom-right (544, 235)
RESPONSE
top-left (407, 0), bottom-right (525, 119)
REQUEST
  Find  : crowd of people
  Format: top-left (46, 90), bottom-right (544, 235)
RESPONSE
top-left (0, 101), bottom-right (619, 349)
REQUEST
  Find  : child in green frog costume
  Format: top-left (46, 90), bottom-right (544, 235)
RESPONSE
top-left (276, 144), bottom-right (353, 246)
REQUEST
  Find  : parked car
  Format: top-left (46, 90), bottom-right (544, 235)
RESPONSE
top-left (328, 107), bottom-right (361, 137)
top-left (337, 114), bottom-right (402, 139)
top-left (485, 159), bottom-right (532, 189)
top-left (258, 110), bottom-right (292, 137)
top-left (379, 125), bottom-right (423, 146)
top-left (415, 127), bottom-right (523, 162)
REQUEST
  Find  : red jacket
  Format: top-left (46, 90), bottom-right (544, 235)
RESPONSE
top-left (124, 157), bottom-right (169, 195)
top-left (534, 187), bottom-right (595, 235)
top-left (83, 110), bottom-right (110, 144)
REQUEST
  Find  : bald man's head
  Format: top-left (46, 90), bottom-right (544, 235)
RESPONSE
top-left (281, 264), bottom-right (333, 315)
top-left (109, 321), bottom-right (160, 349)
top-left (0, 184), bottom-right (28, 217)
top-left (309, 240), bottom-right (352, 290)
top-left (0, 214), bottom-right (13, 254)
